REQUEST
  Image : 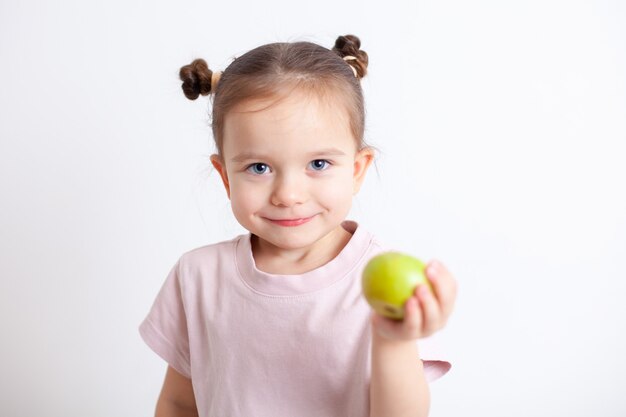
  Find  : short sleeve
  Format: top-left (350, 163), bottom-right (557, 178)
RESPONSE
top-left (139, 259), bottom-right (191, 378)
top-left (417, 335), bottom-right (451, 383)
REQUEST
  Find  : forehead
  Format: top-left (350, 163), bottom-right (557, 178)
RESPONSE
top-left (222, 89), bottom-right (356, 157)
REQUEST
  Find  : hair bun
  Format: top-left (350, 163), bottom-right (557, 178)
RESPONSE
top-left (179, 58), bottom-right (214, 100)
top-left (332, 34), bottom-right (369, 78)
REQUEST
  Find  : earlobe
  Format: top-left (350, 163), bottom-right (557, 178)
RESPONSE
top-left (210, 154), bottom-right (231, 199)
top-left (353, 147), bottom-right (375, 195)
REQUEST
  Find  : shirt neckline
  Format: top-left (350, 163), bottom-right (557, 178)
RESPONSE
top-left (234, 220), bottom-right (372, 296)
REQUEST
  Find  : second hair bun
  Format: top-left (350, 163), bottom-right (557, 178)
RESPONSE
top-left (179, 58), bottom-right (214, 100)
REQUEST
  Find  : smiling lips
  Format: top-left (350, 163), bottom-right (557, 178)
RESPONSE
top-left (265, 215), bottom-right (316, 227)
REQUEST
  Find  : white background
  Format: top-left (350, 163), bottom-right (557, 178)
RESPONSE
top-left (1, 0), bottom-right (625, 416)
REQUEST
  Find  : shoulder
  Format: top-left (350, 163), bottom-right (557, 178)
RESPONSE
top-left (340, 221), bottom-right (388, 275)
top-left (178, 233), bottom-right (245, 268)
top-left (168, 233), bottom-right (249, 290)
top-left (159, 233), bottom-right (250, 300)
top-left (350, 222), bottom-right (387, 257)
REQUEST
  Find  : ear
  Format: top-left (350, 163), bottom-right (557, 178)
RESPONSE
top-left (352, 147), bottom-right (375, 195)
top-left (210, 154), bottom-right (231, 199)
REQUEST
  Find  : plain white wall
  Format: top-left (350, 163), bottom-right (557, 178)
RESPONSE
top-left (1, 0), bottom-right (625, 416)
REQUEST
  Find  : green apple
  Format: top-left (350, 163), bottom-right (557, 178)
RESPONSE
top-left (362, 252), bottom-right (432, 320)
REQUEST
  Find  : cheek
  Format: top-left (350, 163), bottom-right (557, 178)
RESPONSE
top-left (229, 178), bottom-right (265, 215)
top-left (317, 171), bottom-right (354, 206)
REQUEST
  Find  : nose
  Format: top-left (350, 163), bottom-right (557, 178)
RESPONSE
top-left (270, 173), bottom-right (307, 207)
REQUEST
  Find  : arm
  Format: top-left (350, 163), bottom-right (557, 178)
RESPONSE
top-left (155, 365), bottom-right (199, 417)
top-left (368, 260), bottom-right (457, 417)
top-left (370, 331), bottom-right (430, 417)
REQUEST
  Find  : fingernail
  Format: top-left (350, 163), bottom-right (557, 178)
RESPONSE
top-left (427, 261), bottom-right (439, 277)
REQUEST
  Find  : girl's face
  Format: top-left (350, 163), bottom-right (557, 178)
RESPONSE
top-left (211, 88), bottom-right (374, 255)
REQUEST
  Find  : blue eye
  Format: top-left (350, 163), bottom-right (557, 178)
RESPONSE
top-left (246, 163), bottom-right (270, 175)
top-left (309, 159), bottom-right (330, 171)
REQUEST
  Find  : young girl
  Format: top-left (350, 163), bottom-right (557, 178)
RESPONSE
top-left (140, 34), bottom-right (457, 417)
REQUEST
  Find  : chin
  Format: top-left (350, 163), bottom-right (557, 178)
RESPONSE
top-left (262, 226), bottom-right (332, 250)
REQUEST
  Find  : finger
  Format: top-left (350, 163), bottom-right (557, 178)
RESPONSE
top-left (426, 260), bottom-right (457, 318)
top-left (427, 263), bottom-right (457, 319)
top-left (402, 296), bottom-right (423, 337)
top-left (371, 310), bottom-right (405, 339)
top-left (372, 298), bottom-right (422, 340)
top-left (416, 284), bottom-right (441, 335)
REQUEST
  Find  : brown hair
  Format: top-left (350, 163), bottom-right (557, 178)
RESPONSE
top-left (179, 34), bottom-right (369, 156)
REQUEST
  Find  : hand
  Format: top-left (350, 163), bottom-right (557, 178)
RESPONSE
top-left (370, 259), bottom-right (457, 341)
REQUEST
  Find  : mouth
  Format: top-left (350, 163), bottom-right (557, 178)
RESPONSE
top-left (264, 214), bottom-right (317, 227)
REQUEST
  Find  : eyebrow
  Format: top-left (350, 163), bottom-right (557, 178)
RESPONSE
top-left (230, 147), bottom-right (347, 163)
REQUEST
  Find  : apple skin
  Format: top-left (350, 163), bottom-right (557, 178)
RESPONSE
top-left (362, 252), bottom-right (432, 320)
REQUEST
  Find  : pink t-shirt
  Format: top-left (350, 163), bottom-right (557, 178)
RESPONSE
top-left (139, 220), bottom-right (450, 417)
